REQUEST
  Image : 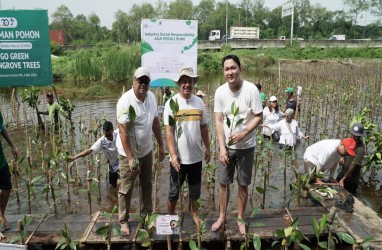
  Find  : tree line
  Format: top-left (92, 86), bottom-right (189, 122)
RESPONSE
top-left (49, 0), bottom-right (382, 45)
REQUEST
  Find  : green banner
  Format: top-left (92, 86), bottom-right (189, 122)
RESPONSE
top-left (0, 10), bottom-right (52, 87)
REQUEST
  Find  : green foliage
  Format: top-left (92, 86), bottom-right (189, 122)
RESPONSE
top-left (55, 224), bottom-right (77, 250)
top-left (20, 87), bottom-right (40, 108)
top-left (273, 218), bottom-right (309, 249)
top-left (10, 215), bottom-right (33, 244)
top-left (226, 101), bottom-right (243, 146)
top-left (95, 206), bottom-right (120, 248)
top-left (136, 213), bottom-right (159, 248)
top-left (51, 42), bottom-right (64, 56)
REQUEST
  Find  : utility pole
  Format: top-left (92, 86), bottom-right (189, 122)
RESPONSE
top-left (225, 0), bottom-right (228, 44)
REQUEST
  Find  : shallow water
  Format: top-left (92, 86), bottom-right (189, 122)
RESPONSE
top-left (1, 63), bottom-right (381, 224)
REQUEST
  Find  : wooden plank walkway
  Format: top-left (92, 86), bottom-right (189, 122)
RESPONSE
top-left (1, 196), bottom-right (381, 248)
top-left (308, 184), bottom-right (382, 246)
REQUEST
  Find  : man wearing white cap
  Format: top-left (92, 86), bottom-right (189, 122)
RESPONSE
top-left (116, 67), bottom-right (165, 235)
top-left (163, 67), bottom-right (211, 226)
top-left (337, 122), bottom-right (366, 193)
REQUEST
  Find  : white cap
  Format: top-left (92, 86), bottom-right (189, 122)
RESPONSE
top-left (134, 67), bottom-right (150, 80)
top-left (269, 96), bottom-right (277, 102)
top-left (175, 67), bottom-right (199, 83)
top-left (196, 90), bottom-right (205, 97)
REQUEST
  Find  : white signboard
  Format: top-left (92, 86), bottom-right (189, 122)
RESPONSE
top-left (156, 215), bottom-right (180, 235)
top-left (282, 1), bottom-right (294, 17)
top-left (141, 19), bottom-right (198, 88)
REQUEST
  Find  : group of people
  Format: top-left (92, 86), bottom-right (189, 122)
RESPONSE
top-left (259, 83), bottom-right (365, 194)
top-left (0, 54), bottom-right (366, 236)
top-left (113, 54), bottom-right (263, 235)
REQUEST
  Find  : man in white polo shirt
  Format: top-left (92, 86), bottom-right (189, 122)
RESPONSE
top-left (116, 67), bottom-right (165, 235)
top-left (303, 138), bottom-right (356, 184)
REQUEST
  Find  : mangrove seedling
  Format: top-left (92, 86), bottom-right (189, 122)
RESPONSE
top-left (10, 215), bottom-right (33, 245)
top-left (56, 222), bottom-right (77, 250)
top-left (136, 213), bottom-right (158, 249)
top-left (96, 206), bottom-right (121, 250)
top-left (226, 101), bottom-right (244, 146)
top-left (272, 217), bottom-right (310, 250)
top-left (20, 86), bottom-right (45, 130)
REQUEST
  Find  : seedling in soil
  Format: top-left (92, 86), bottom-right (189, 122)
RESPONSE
top-left (96, 206), bottom-right (121, 250)
top-left (56, 222), bottom-right (77, 250)
top-left (10, 215), bottom-right (33, 245)
top-left (226, 101), bottom-right (244, 146)
top-left (136, 213), bottom-right (158, 249)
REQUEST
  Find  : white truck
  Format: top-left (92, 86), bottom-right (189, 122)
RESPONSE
top-left (329, 35), bottom-right (346, 40)
top-left (208, 30), bottom-right (221, 41)
top-left (230, 27), bottom-right (260, 39)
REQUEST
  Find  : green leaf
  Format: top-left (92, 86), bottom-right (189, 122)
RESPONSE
top-left (311, 216), bottom-right (320, 238)
top-left (234, 118), bottom-right (244, 129)
top-left (362, 235), bottom-right (374, 248)
top-left (298, 243), bottom-right (311, 250)
top-left (177, 126), bottom-right (183, 139)
top-left (284, 227), bottom-right (293, 237)
top-left (226, 116), bottom-right (231, 129)
top-left (147, 214), bottom-right (158, 229)
top-left (319, 214), bottom-right (328, 231)
top-left (56, 238), bottom-right (66, 249)
top-left (31, 175), bottom-right (43, 184)
top-left (318, 241), bottom-right (328, 249)
top-left (256, 186), bottom-right (264, 194)
top-left (61, 172), bottom-right (67, 179)
top-left (253, 233), bottom-right (261, 250)
top-left (137, 229), bottom-right (149, 241)
top-left (335, 232), bottom-right (355, 244)
top-left (376, 152), bottom-right (381, 160)
top-left (189, 239), bottom-right (198, 250)
top-left (128, 105), bottom-right (137, 123)
top-left (169, 115), bottom-right (176, 126)
top-left (231, 101), bottom-right (236, 115)
top-left (69, 241), bottom-right (77, 250)
top-left (95, 226), bottom-right (109, 236)
top-left (111, 205), bottom-right (118, 214)
top-left (112, 227), bottom-right (121, 236)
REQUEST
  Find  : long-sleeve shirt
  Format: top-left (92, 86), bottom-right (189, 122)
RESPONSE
top-left (42, 102), bottom-right (62, 124)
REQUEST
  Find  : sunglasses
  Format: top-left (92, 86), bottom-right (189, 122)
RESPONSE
top-left (271, 101), bottom-right (277, 103)
top-left (135, 77), bottom-right (150, 85)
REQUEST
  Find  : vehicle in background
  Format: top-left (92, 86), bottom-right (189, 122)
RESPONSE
top-left (329, 35), bottom-right (346, 40)
top-left (222, 35), bottom-right (231, 40)
top-left (230, 27), bottom-right (260, 39)
top-left (280, 36), bottom-right (287, 40)
top-left (208, 30), bottom-right (221, 41)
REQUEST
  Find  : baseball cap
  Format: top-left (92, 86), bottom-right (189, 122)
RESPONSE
top-left (134, 67), bottom-right (151, 80)
top-left (269, 96), bottom-right (277, 102)
top-left (175, 67), bottom-right (199, 83)
top-left (342, 138), bottom-right (356, 156)
top-left (284, 87), bottom-right (294, 93)
top-left (196, 90), bottom-right (205, 97)
top-left (350, 122), bottom-right (365, 137)
top-left (285, 108), bottom-right (294, 117)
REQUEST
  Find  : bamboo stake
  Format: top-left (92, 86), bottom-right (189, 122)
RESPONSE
top-left (97, 156), bottom-right (101, 203)
top-left (11, 160), bottom-right (20, 203)
top-left (48, 169), bottom-right (58, 214)
top-left (65, 162), bottom-right (71, 203)
top-left (86, 170), bottom-right (92, 214)
top-left (26, 182), bottom-right (31, 214)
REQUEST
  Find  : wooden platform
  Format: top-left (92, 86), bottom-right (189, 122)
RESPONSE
top-left (1, 195), bottom-right (382, 249)
top-left (308, 184), bottom-right (382, 247)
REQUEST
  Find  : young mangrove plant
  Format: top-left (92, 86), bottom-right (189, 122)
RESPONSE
top-left (10, 215), bottom-right (33, 245)
top-left (56, 223), bottom-right (77, 250)
top-left (226, 101), bottom-right (244, 146)
top-left (237, 208), bottom-right (262, 250)
top-left (20, 86), bottom-right (45, 130)
top-left (272, 209), bottom-right (310, 250)
top-left (136, 213), bottom-right (158, 249)
top-left (189, 199), bottom-right (208, 250)
top-left (96, 206), bottom-right (121, 250)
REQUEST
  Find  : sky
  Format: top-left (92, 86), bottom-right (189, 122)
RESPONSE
top-left (0, 0), bottom-right (374, 28)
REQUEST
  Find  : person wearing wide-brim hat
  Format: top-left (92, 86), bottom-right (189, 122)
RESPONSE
top-left (336, 122), bottom-right (366, 193)
top-left (284, 87), bottom-right (300, 116)
top-left (163, 66), bottom-right (211, 227)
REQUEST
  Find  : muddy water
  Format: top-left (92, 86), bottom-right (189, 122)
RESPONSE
top-left (1, 64), bottom-right (381, 223)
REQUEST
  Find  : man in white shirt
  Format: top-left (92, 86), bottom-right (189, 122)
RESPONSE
top-left (163, 67), bottom-right (211, 226)
top-left (68, 121), bottom-right (120, 188)
top-left (212, 55), bottom-right (263, 235)
top-left (304, 138), bottom-right (356, 184)
top-left (116, 67), bottom-right (165, 235)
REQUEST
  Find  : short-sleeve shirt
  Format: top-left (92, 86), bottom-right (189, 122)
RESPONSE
top-left (91, 129), bottom-right (119, 172)
top-left (214, 80), bottom-right (263, 149)
top-left (304, 139), bottom-right (341, 173)
top-left (163, 94), bottom-right (207, 164)
top-left (0, 112), bottom-right (8, 169)
top-left (43, 102), bottom-right (62, 124)
top-left (116, 89), bottom-right (158, 158)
